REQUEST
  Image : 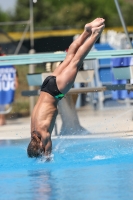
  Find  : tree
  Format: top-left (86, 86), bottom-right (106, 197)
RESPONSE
top-left (0, 8), bottom-right (10, 31)
top-left (12, 0), bottom-right (30, 21)
top-left (120, 0), bottom-right (133, 26)
top-left (5, 0), bottom-right (133, 31)
top-left (0, 8), bottom-right (10, 22)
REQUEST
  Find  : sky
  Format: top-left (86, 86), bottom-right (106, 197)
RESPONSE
top-left (0, 0), bottom-right (16, 11)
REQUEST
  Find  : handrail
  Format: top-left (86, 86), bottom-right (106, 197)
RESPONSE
top-left (0, 49), bottom-right (133, 66)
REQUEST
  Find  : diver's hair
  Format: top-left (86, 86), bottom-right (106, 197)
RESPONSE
top-left (27, 134), bottom-right (42, 158)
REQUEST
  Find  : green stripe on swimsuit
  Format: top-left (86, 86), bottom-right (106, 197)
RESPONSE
top-left (55, 93), bottom-right (65, 99)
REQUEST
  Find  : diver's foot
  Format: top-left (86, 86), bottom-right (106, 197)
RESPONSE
top-left (91, 24), bottom-right (105, 40)
top-left (85, 18), bottom-right (105, 33)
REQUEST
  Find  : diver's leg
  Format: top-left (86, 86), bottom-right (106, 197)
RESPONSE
top-left (52, 18), bottom-right (105, 76)
top-left (71, 24), bottom-right (105, 68)
top-left (56, 24), bottom-right (105, 94)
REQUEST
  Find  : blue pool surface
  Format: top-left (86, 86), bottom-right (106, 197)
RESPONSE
top-left (0, 137), bottom-right (133, 200)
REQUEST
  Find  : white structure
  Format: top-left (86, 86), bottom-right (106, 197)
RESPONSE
top-left (100, 31), bottom-right (130, 49)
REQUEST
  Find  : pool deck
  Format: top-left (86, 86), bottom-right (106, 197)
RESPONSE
top-left (0, 104), bottom-right (133, 140)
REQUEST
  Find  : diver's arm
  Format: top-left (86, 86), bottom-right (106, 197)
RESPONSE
top-left (42, 132), bottom-right (52, 156)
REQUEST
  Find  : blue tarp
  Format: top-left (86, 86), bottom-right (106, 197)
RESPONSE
top-left (94, 43), bottom-right (133, 100)
top-left (94, 43), bottom-right (114, 83)
top-left (111, 57), bottom-right (131, 68)
top-left (94, 43), bottom-right (114, 66)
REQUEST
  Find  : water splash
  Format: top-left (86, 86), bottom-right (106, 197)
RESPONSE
top-left (92, 155), bottom-right (111, 160)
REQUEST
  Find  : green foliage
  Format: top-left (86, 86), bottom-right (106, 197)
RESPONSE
top-left (120, 0), bottom-right (133, 26)
top-left (12, 0), bottom-right (30, 21)
top-left (0, 8), bottom-right (10, 22)
top-left (49, 2), bottom-right (91, 28)
top-left (0, 8), bottom-right (11, 31)
top-left (1, 0), bottom-right (133, 31)
top-left (33, 1), bottom-right (56, 28)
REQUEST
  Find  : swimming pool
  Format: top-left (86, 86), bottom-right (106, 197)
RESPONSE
top-left (0, 137), bottom-right (133, 200)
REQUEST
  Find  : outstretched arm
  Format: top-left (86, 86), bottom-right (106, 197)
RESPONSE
top-left (42, 133), bottom-right (52, 157)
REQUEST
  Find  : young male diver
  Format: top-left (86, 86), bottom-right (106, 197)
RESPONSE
top-left (27, 18), bottom-right (105, 158)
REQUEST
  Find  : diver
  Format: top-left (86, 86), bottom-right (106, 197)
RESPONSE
top-left (27, 18), bottom-right (105, 158)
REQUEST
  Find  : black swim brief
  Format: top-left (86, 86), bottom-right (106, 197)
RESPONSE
top-left (41, 76), bottom-right (64, 100)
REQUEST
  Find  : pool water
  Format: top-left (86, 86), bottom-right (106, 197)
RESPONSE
top-left (0, 137), bottom-right (133, 200)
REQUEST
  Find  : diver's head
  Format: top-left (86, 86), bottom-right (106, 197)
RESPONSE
top-left (27, 134), bottom-right (44, 158)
